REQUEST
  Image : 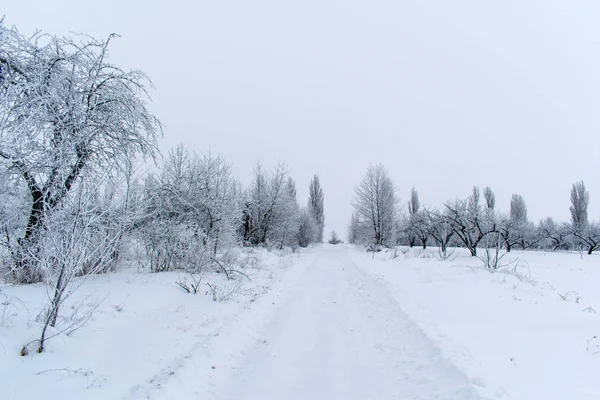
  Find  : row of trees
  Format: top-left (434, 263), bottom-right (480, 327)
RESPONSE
top-left (348, 164), bottom-right (600, 257)
top-left (139, 147), bottom-right (326, 273)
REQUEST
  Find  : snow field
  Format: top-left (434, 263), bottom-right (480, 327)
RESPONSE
top-left (0, 248), bottom-right (306, 400)
top-left (2, 245), bottom-right (599, 400)
top-left (359, 246), bottom-right (600, 400)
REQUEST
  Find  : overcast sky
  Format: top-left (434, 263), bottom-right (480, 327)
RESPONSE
top-left (4, 1), bottom-right (600, 236)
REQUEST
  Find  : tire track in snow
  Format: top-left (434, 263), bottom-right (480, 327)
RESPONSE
top-left (211, 246), bottom-right (492, 400)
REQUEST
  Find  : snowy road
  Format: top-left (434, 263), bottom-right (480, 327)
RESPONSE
top-left (209, 246), bottom-right (484, 400)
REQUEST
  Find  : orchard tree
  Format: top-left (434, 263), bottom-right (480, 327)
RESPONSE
top-left (444, 186), bottom-right (498, 256)
top-left (538, 217), bottom-right (570, 251)
top-left (425, 209), bottom-right (455, 258)
top-left (501, 194), bottom-right (532, 251)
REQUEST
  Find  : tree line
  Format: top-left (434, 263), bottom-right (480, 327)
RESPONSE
top-left (348, 164), bottom-right (599, 257)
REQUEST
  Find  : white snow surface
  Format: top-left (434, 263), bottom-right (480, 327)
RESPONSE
top-left (1, 245), bottom-right (600, 399)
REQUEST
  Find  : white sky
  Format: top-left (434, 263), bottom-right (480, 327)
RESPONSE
top-left (4, 1), bottom-right (600, 236)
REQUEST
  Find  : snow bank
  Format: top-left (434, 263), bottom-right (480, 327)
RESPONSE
top-left (0, 247), bottom-right (308, 400)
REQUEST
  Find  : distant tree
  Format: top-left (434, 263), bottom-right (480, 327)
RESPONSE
top-left (276, 177), bottom-right (301, 249)
top-left (328, 231), bottom-right (342, 245)
top-left (308, 175), bottom-right (325, 242)
top-left (425, 209), bottom-right (455, 258)
top-left (570, 181), bottom-right (589, 231)
top-left (483, 186), bottom-right (496, 210)
top-left (510, 194), bottom-right (527, 222)
top-left (297, 208), bottom-right (318, 247)
top-left (411, 210), bottom-right (430, 249)
top-left (245, 162), bottom-right (300, 249)
top-left (352, 164), bottom-right (399, 247)
top-left (408, 187), bottom-right (420, 216)
top-left (407, 187), bottom-right (420, 247)
top-left (501, 194), bottom-right (532, 251)
top-left (347, 212), bottom-right (364, 244)
top-left (569, 181), bottom-right (599, 254)
top-left (538, 217), bottom-right (570, 251)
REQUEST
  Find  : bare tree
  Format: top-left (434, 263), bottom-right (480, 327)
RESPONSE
top-left (478, 214), bottom-right (509, 270)
top-left (308, 175), bottom-right (325, 242)
top-left (352, 164), bottom-right (399, 247)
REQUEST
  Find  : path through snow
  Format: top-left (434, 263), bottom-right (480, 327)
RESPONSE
top-left (157, 246), bottom-right (488, 400)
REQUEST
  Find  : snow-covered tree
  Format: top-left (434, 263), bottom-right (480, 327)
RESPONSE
top-left (308, 175), bottom-right (325, 242)
top-left (406, 188), bottom-right (429, 249)
top-left (352, 164), bottom-right (399, 247)
top-left (135, 146), bottom-right (241, 272)
top-left (483, 186), bottom-right (496, 210)
top-left (510, 194), bottom-right (527, 223)
top-left (500, 194), bottom-right (533, 251)
top-left (538, 217), bottom-right (570, 251)
top-left (297, 208), bottom-right (318, 247)
top-left (328, 231), bottom-right (342, 245)
top-left (347, 212), bottom-right (362, 244)
top-left (406, 187), bottom-right (420, 247)
top-left (244, 162), bottom-right (300, 249)
top-left (425, 209), bottom-right (455, 258)
top-left (444, 186), bottom-right (498, 256)
top-left (570, 181), bottom-right (589, 232)
top-left (568, 181), bottom-right (600, 254)
top-left (0, 25), bottom-right (161, 282)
